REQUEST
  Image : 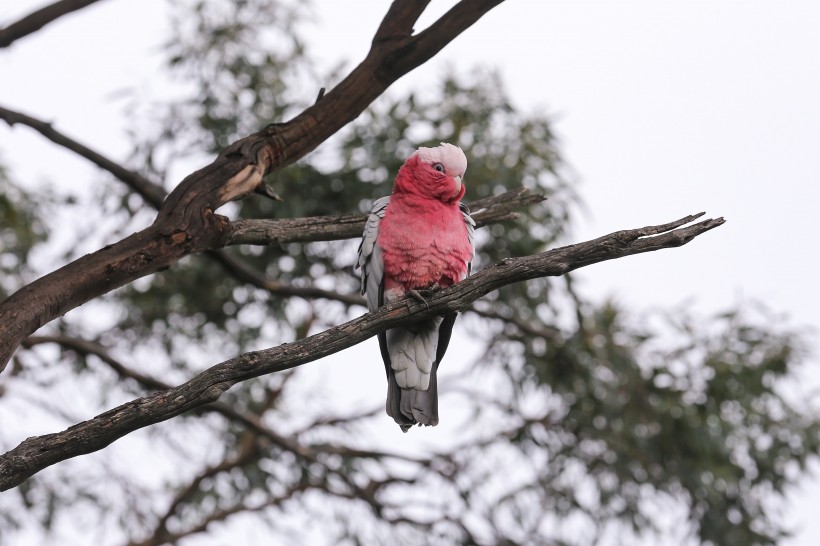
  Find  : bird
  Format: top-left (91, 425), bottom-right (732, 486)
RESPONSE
top-left (357, 143), bottom-right (475, 431)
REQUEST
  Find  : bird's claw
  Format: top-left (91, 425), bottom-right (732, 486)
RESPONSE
top-left (407, 290), bottom-right (430, 310)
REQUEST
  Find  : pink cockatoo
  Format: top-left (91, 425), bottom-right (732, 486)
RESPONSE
top-left (357, 143), bottom-right (475, 431)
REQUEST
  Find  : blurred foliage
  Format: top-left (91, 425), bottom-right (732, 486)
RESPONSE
top-left (481, 301), bottom-right (817, 544)
top-left (0, 0), bottom-right (817, 545)
top-left (0, 164), bottom-right (47, 300)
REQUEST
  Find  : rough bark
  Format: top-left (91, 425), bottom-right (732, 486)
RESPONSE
top-left (0, 0), bottom-right (506, 371)
top-left (0, 212), bottom-right (724, 491)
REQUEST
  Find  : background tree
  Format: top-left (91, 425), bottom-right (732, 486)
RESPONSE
top-left (0, 1), bottom-right (817, 545)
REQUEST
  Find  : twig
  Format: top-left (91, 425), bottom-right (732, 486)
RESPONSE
top-left (0, 105), bottom-right (166, 206)
top-left (23, 335), bottom-right (167, 391)
top-left (468, 305), bottom-right (563, 340)
top-left (0, 0), bottom-right (108, 48)
top-left (127, 483), bottom-right (310, 546)
top-left (147, 443), bottom-right (262, 544)
top-left (207, 251), bottom-right (366, 306)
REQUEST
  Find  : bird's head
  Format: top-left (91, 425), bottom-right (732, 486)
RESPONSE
top-left (396, 142), bottom-right (468, 203)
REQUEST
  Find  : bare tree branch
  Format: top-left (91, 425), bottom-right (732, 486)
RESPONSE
top-left (468, 305), bottom-right (563, 340)
top-left (207, 250), bottom-right (366, 306)
top-left (0, 212), bottom-right (724, 490)
top-left (23, 335), bottom-right (169, 390)
top-left (21, 335), bottom-right (308, 456)
top-left (228, 186), bottom-right (545, 245)
top-left (141, 439), bottom-right (264, 546)
top-left (0, 104), bottom-right (167, 206)
top-left (21, 334), bottom-right (424, 461)
top-left (0, 103), bottom-right (365, 306)
top-left (0, 104), bottom-right (543, 308)
top-left (0, 0), bottom-right (506, 371)
top-left (126, 485), bottom-right (310, 546)
top-left (0, 0), bottom-right (109, 48)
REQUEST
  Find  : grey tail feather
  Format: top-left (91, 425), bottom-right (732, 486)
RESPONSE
top-left (382, 312), bottom-right (457, 432)
top-left (386, 372), bottom-right (415, 432)
top-left (386, 364), bottom-right (439, 432)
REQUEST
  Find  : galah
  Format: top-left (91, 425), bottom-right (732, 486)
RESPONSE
top-left (357, 143), bottom-right (475, 432)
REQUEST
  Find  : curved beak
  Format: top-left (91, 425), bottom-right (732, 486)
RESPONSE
top-left (453, 175), bottom-right (463, 194)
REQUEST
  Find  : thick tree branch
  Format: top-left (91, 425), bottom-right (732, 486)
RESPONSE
top-left (0, 103), bottom-right (364, 306)
top-left (0, 0), bottom-right (506, 371)
top-left (21, 334), bottom-right (425, 460)
top-left (0, 100), bottom-right (542, 309)
top-left (0, 213), bottom-right (724, 490)
top-left (21, 335), bottom-right (307, 455)
top-left (0, 0), bottom-right (108, 48)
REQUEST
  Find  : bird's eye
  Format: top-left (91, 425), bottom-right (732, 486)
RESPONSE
top-left (433, 163), bottom-right (444, 172)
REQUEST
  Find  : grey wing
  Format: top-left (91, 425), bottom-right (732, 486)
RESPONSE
top-left (459, 202), bottom-right (476, 275)
top-left (356, 196), bottom-right (390, 312)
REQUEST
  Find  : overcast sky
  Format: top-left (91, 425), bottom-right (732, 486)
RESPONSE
top-left (1, 0), bottom-right (819, 544)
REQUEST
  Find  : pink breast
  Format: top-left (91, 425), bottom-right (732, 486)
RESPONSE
top-left (379, 206), bottom-right (470, 292)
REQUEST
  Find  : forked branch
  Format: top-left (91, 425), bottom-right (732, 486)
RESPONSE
top-left (0, 0), bottom-right (506, 371)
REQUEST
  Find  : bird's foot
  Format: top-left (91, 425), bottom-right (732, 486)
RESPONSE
top-left (407, 284), bottom-right (444, 310)
top-left (407, 289), bottom-right (430, 309)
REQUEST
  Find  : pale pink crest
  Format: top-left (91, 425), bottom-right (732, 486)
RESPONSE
top-left (412, 143), bottom-right (467, 177)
